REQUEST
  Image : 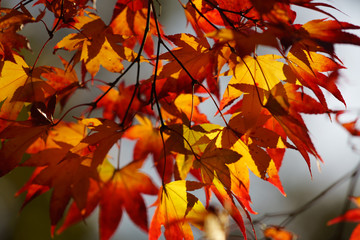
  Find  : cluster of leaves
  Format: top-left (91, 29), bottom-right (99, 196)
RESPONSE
top-left (1, 0), bottom-right (360, 239)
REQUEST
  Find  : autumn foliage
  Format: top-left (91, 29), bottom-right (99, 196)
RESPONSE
top-left (1, 0), bottom-right (360, 239)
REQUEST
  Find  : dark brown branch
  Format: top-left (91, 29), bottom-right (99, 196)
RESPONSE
top-left (252, 162), bottom-right (360, 228)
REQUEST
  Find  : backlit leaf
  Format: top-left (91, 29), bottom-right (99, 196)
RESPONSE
top-left (55, 12), bottom-right (136, 77)
top-left (149, 180), bottom-right (206, 240)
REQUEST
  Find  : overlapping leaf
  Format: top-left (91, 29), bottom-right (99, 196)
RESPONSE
top-left (0, 8), bottom-right (35, 61)
top-left (1, 1), bottom-right (360, 240)
top-left (160, 93), bottom-right (208, 124)
top-left (17, 118), bottom-right (124, 231)
top-left (124, 115), bottom-right (163, 162)
top-left (0, 55), bottom-right (55, 130)
top-left (57, 160), bottom-right (158, 240)
top-left (109, 0), bottom-right (162, 57)
top-left (34, 0), bottom-right (90, 27)
top-left (159, 33), bottom-right (228, 98)
top-left (0, 122), bottom-right (50, 176)
top-left (55, 12), bottom-right (136, 77)
top-left (149, 180), bottom-right (206, 240)
top-left (41, 57), bottom-right (80, 108)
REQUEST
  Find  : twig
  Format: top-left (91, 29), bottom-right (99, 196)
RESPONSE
top-left (329, 161), bottom-right (360, 240)
top-left (252, 162), bottom-right (360, 227)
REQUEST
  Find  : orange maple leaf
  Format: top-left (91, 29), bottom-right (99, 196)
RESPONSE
top-left (183, 0), bottom-right (224, 37)
top-left (55, 12), bottom-right (136, 77)
top-left (34, 0), bottom-right (90, 28)
top-left (194, 139), bottom-right (242, 190)
top-left (96, 83), bottom-right (150, 122)
top-left (18, 118), bottom-right (123, 231)
top-left (57, 160), bottom-right (158, 240)
top-left (109, 0), bottom-right (162, 57)
top-left (160, 93), bottom-right (208, 124)
top-left (0, 122), bottom-right (50, 176)
top-left (123, 115), bottom-right (174, 182)
top-left (159, 33), bottom-right (227, 98)
top-left (263, 226), bottom-right (296, 240)
top-left (149, 180), bottom-right (206, 240)
top-left (265, 89), bottom-right (320, 170)
top-left (41, 56), bottom-right (80, 108)
top-left (286, 44), bottom-right (345, 107)
top-left (0, 8), bottom-right (34, 61)
top-left (0, 55), bottom-right (55, 130)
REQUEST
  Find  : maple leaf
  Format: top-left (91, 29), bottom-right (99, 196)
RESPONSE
top-left (0, 55), bottom-right (55, 130)
top-left (124, 115), bottom-right (174, 182)
top-left (272, 19), bottom-right (360, 55)
top-left (99, 160), bottom-right (158, 239)
top-left (96, 83), bottom-right (150, 122)
top-left (124, 115), bottom-right (162, 162)
top-left (0, 8), bottom-right (35, 61)
top-left (109, 0), bottom-right (162, 57)
top-left (0, 96), bottom-right (55, 176)
top-left (328, 209), bottom-right (360, 225)
top-left (264, 86), bottom-right (320, 170)
top-left (0, 122), bottom-right (50, 176)
top-left (207, 29), bottom-right (279, 57)
top-left (15, 167), bottom-right (50, 209)
top-left (16, 120), bottom-right (91, 219)
top-left (81, 118), bottom-right (125, 167)
top-left (301, 19), bottom-right (360, 53)
top-left (194, 138), bottom-right (242, 190)
top-left (250, 0), bottom-right (296, 24)
top-left (290, 0), bottom-right (341, 20)
top-left (26, 120), bottom-right (88, 154)
top-left (183, 0), bottom-right (224, 37)
top-left (57, 160), bottom-right (158, 240)
top-left (335, 111), bottom-right (360, 136)
top-left (263, 226), bottom-right (296, 240)
top-left (149, 180), bottom-right (206, 240)
top-left (164, 123), bottom-right (218, 157)
top-left (224, 111), bottom-right (287, 194)
top-left (30, 143), bottom-right (98, 229)
top-left (160, 93), bottom-right (208, 124)
top-left (159, 33), bottom-right (228, 98)
top-left (205, 0), bottom-right (251, 26)
top-left (41, 56), bottom-right (80, 108)
top-left (19, 118), bottom-right (123, 231)
top-left (56, 178), bottom-right (101, 235)
top-left (34, 0), bottom-right (91, 28)
top-left (210, 177), bottom-right (249, 240)
top-left (286, 44), bottom-right (345, 107)
top-left (55, 12), bottom-right (136, 77)
top-left (227, 54), bottom-right (286, 91)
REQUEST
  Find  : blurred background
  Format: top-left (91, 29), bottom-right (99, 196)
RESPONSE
top-left (1, 0), bottom-right (360, 239)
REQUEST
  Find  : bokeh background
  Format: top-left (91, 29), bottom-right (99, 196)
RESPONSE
top-left (1, 0), bottom-right (360, 239)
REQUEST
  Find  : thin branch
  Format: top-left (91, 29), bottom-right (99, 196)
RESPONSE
top-left (252, 162), bottom-right (360, 227)
top-left (119, 61), bottom-right (141, 127)
top-left (91, 0), bottom-right (152, 114)
top-left (159, 41), bottom-right (229, 126)
top-left (187, 0), bottom-right (218, 31)
top-left (150, 1), bottom-right (165, 127)
top-left (116, 139), bottom-right (121, 170)
top-left (330, 161), bottom-right (360, 240)
top-left (53, 103), bottom-right (93, 125)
